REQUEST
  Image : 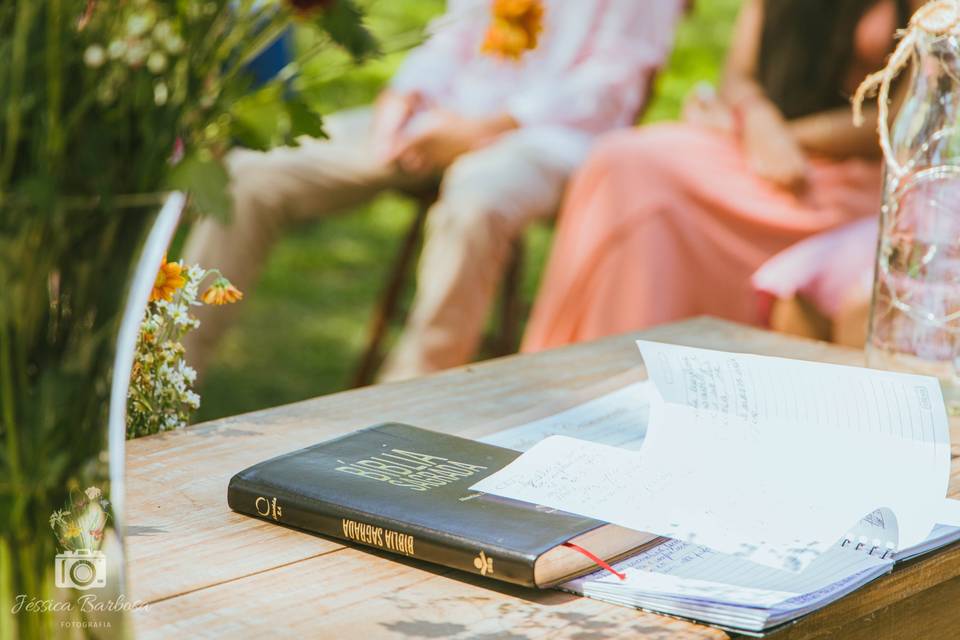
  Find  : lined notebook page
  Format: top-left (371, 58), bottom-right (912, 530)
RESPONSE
top-left (636, 340), bottom-right (951, 557)
top-left (473, 342), bottom-right (952, 572)
top-left (639, 340), bottom-right (948, 451)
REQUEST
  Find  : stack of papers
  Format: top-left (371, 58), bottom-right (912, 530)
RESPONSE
top-left (565, 537), bottom-right (891, 634)
top-left (562, 517), bottom-right (960, 634)
top-left (479, 342), bottom-right (960, 633)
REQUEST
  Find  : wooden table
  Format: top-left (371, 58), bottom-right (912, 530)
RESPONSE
top-left (127, 318), bottom-right (960, 639)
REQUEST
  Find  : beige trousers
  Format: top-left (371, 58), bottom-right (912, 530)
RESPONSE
top-left (182, 107), bottom-right (574, 381)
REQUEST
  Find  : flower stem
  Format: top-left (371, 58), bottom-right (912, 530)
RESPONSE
top-left (5, 541), bottom-right (53, 639)
top-left (0, 1), bottom-right (37, 189)
top-left (45, 0), bottom-right (65, 176)
top-left (0, 319), bottom-right (24, 507)
top-left (0, 538), bottom-right (14, 639)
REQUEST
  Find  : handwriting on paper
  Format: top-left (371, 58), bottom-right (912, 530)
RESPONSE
top-left (473, 341), bottom-right (951, 572)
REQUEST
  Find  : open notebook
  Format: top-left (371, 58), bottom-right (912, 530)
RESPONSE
top-left (561, 519), bottom-right (960, 634)
top-left (481, 363), bottom-right (960, 634)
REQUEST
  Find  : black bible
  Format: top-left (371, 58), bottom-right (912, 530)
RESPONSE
top-left (227, 423), bottom-right (653, 587)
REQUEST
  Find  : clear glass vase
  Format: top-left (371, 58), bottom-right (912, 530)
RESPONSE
top-left (867, 27), bottom-right (960, 408)
top-left (0, 192), bottom-right (184, 638)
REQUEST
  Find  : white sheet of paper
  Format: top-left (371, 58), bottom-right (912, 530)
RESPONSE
top-left (480, 381), bottom-right (651, 452)
top-left (473, 341), bottom-right (951, 572)
top-left (940, 498), bottom-right (960, 527)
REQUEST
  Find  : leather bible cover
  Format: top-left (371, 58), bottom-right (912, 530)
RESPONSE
top-left (227, 423), bottom-right (607, 587)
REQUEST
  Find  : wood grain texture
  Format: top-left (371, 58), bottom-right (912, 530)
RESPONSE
top-left (126, 317), bottom-right (960, 639)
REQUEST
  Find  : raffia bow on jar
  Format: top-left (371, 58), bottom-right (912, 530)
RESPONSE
top-left (853, 0), bottom-right (960, 407)
top-left (853, 0), bottom-right (960, 171)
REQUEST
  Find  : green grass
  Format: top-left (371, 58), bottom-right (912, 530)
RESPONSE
top-left (194, 0), bottom-right (742, 423)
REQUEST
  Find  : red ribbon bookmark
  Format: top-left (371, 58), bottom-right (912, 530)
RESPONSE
top-left (563, 542), bottom-right (627, 581)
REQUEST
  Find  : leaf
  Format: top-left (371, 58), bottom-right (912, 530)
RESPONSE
top-left (166, 154), bottom-right (232, 221)
top-left (230, 119), bottom-right (272, 152)
top-left (316, 0), bottom-right (379, 61)
top-left (230, 84), bottom-right (287, 151)
top-left (285, 96), bottom-right (326, 143)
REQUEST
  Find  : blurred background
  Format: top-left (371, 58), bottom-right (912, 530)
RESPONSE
top-left (196, 0), bottom-right (741, 422)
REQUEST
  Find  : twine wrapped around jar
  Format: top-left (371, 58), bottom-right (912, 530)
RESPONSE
top-left (853, 0), bottom-right (960, 177)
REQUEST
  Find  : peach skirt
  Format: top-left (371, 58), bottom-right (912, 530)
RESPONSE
top-left (521, 123), bottom-right (883, 352)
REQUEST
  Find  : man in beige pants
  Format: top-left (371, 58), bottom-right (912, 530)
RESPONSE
top-left (185, 0), bottom-right (684, 381)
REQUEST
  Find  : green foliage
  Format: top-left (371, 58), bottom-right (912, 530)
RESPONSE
top-left (232, 85), bottom-right (328, 152)
top-left (0, 0), bottom-right (376, 209)
top-left (1, 198), bottom-right (158, 637)
top-left (169, 154), bottom-right (234, 220)
top-left (0, 2), bottom-right (377, 633)
top-left (319, 0), bottom-right (380, 60)
top-left (287, 95), bottom-right (329, 140)
top-left (127, 263), bottom-right (236, 438)
top-left (643, 0), bottom-right (743, 124)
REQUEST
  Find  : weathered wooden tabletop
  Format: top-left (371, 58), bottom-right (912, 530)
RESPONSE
top-left (126, 317), bottom-right (960, 639)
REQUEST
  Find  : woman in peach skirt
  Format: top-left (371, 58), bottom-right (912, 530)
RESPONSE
top-left (522, 0), bottom-right (918, 352)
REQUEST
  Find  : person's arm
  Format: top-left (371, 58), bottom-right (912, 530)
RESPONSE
top-left (719, 0), bottom-right (810, 190)
top-left (375, 1), bottom-right (480, 159)
top-left (505, 0), bottom-right (686, 134)
top-left (790, 0), bottom-right (926, 159)
top-left (717, 0), bottom-right (764, 107)
top-left (392, 111), bottom-right (519, 174)
top-left (790, 105), bottom-right (882, 159)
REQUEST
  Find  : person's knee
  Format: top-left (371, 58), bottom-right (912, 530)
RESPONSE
top-left (224, 149), bottom-right (285, 233)
top-left (433, 153), bottom-right (516, 237)
top-left (227, 149), bottom-right (265, 202)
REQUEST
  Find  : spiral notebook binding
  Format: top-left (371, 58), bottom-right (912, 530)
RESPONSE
top-left (840, 534), bottom-right (896, 559)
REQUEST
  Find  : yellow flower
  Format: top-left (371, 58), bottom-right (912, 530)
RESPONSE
top-left (64, 523), bottom-right (82, 539)
top-left (483, 0), bottom-right (544, 60)
top-left (201, 277), bottom-right (244, 305)
top-left (151, 255), bottom-right (186, 302)
top-left (493, 0), bottom-right (540, 21)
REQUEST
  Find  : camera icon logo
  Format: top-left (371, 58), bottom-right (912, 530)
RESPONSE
top-left (55, 549), bottom-right (107, 591)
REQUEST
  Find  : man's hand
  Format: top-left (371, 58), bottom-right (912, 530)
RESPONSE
top-left (740, 100), bottom-right (809, 192)
top-left (372, 90), bottom-right (422, 162)
top-left (392, 111), bottom-right (518, 175)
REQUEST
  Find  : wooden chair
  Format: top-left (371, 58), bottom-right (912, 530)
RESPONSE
top-left (769, 293), bottom-right (871, 349)
top-left (351, 189), bottom-right (525, 387)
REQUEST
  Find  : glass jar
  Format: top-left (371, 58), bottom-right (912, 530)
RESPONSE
top-left (867, 25), bottom-right (960, 408)
top-left (0, 192), bottom-right (184, 638)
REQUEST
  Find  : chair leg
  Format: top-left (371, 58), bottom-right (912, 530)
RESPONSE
top-left (351, 197), bottom-right (430, 388)
top-left (490, 239), bottom-right (525, 357)
top-left (769, 296), bottom-right (832, 343)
